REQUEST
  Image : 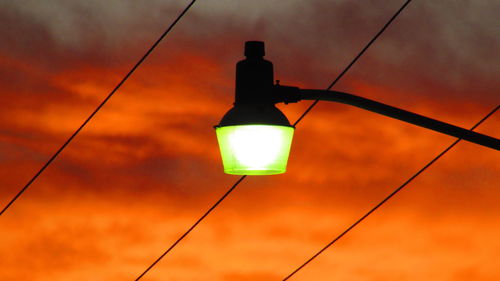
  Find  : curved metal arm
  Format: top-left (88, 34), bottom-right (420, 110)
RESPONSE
top-left (273, 85), bottom-right (499, 150)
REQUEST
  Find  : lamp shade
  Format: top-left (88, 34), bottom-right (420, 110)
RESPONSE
top-left (215, 41), bottom-right (294, 175)
top-left (216, 124), bottom-right (294, 175)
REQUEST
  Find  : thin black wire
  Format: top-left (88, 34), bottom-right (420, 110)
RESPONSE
top-left (134, 175), bottom-right (246, 281)
top-left (293, 0), bottom-right (413, 127)
top-left (0, 0), bottom-right (198, 217)
top-left (282, 105), bottom-right (499, 281)
top-left (132, 0), bottom-right (414, 278)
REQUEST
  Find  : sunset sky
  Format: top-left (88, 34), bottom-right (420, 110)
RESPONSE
top-left (1, 0), bottom-right (499, 280)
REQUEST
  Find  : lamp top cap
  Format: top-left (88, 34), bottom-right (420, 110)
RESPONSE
top-left (244, 41), bottom-right (265, 58)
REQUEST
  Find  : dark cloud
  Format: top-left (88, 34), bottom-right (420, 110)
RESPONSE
top-left (0, 1), bottom-right (498, 280)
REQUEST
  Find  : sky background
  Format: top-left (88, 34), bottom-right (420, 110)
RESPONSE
top-left (0, 0), bottom-right (499, 280)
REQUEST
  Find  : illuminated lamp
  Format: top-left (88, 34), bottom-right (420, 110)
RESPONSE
top-left (215, 41), bottom-right (294, 175)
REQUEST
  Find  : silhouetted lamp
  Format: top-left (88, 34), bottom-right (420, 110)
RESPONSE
top-left (215, 41), bottom-right (499, 175)
top-left (215, 41), bottom-right (294, 175)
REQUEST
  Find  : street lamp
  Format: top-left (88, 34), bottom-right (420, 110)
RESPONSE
top-left (215, 41), bottom-right (294, 175)
top-left (215, 41), bottom-right (500, 175)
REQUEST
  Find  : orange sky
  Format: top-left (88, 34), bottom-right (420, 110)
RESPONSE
top-left (0, 1), bottom-right (499, 280)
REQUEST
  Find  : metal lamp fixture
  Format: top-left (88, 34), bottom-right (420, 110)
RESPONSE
top-left (215, 41), bottom-right (294, 175)
top-left (216, 41), bottom-right (500, 175)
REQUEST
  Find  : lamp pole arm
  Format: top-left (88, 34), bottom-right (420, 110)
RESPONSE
top-left (273, 85), bottom-right (499, 151)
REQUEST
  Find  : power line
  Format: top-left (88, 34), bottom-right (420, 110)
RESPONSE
top-left (134, 175), bottom-right (246, 281)
top-left (0, 0), bottom-right (198, 216)
top-left (132, 0), bottom-right (414, 278)
top-left (282, 105), bottom-right (499, 281)
top-left (293, 0), bottom-right (413, 126)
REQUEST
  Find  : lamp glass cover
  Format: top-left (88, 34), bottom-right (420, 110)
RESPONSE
top-left (216, 125), bottom-right (294, 175)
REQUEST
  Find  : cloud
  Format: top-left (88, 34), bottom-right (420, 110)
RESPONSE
top-left (0, 1), bottom-right (498, 280)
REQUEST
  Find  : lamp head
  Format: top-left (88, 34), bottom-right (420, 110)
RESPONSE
top-left (215, 41), bottom-right (294, 175)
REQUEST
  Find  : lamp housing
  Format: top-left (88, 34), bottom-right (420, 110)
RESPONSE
top-left (215, 41), bottom-right (294, 175)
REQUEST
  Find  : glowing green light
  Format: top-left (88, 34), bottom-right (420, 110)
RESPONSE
top-left (215, 125), bottom-right (294, 175)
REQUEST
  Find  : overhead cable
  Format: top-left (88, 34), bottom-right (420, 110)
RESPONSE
top-left (0, 0), bottom-right (198, 216)
top-left (282, 105), bottom-right (498, 280)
